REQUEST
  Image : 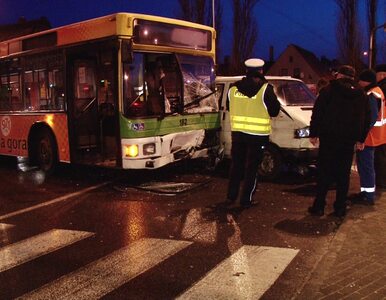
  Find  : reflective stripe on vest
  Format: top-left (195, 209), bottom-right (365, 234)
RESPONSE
top-left (361, 186), bottom-right (376, 193)
top-left (229, 83), bottom-right (271, 135)
top-left (365, 86), bottom-right (386, 146)
top-left (231, 116), bottom-right (271, 132)
top-left (374, 119), bottom-right (386, 127)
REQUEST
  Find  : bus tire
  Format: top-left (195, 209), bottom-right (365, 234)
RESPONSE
top-left (258, 144), bottom-right (282, 180)
top-left (31, 128), bottom-right (58, 174)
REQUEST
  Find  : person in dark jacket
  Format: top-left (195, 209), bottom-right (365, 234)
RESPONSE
top-left (225, 58), bottom-right (280, 208)
top-left (308, 65), bottom-right (371, 218)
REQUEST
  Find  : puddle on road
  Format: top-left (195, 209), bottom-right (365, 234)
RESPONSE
top-left (113, 179), bottom-right (212, 196)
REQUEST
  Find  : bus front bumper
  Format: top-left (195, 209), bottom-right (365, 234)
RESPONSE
top-left (122, 148), bottom-right (210, 169)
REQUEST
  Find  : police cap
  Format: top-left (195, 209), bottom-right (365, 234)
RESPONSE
top-left (245, 58), bottom-right (265, 78)
top-left (245, 58), bottom-right (265, 69)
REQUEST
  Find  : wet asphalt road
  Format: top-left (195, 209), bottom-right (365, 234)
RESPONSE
top-left (0, 157), bottom-right (345, 299)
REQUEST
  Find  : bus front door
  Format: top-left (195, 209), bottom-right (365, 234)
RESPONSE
top-left (68, 54), bottom-right (117, 167)
top-left (72, 59), bottom-right (98, 150)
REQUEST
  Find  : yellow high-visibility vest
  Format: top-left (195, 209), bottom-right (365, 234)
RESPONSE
top-left (229, 83), bottom-right (271, 135)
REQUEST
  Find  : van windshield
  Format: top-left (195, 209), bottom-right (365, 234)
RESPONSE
top-left (269, 80), bottom-right (315, 106)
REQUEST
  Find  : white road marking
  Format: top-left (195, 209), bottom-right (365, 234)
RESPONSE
top-left (0, 229), bottom-right (94, 272)
top-left (0, 181), bottom-right (111, 221)
top-left (177, 245), bottom-right (299, 299)
top-left (20, 238), bottom-right (192, 300)
top-left (0, 223), bottom-right (15, 230)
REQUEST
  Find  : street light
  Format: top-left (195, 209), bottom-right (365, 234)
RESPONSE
top-left (369, 22), bottom-right (386, 69)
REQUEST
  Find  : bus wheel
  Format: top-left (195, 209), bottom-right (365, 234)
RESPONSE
top-left (33, 129), bottom-right (58, 174)
top-left (258, 144), bottom-right (282, 180)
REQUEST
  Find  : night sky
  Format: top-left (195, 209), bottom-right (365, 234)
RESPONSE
top-left (1, 0), bottom-right (385, 62)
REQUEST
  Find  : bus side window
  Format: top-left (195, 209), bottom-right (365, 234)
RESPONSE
top-left (48, 69), bottom-right (64, 110)
top-left (9, 74), bottom-right (22, 111)
top-left (24, 71), bottom-right (41, 111)
top-left (29, 82), bottom-right (40, 110)
top-left (38, 70), bottom-right (49, 109)
top-left (0, 76), bottom-right (10, 111)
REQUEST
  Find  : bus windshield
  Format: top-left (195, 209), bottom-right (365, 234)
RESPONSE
top-left (123, 53), bottom-right (217, 117)
top-left (269, 79), bottom-right (316, 106)
top-left (178, 54), bottom-right (217, 113)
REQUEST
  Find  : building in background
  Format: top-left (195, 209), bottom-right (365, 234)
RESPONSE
top-left (267, 44), bottom-right (334, 94)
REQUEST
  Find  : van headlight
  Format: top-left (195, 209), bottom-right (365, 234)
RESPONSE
top-left (295, 126), bottom-right (310, 138)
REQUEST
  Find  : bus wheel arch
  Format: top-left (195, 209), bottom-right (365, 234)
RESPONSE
top-left (28, 124), bottom-right (58, 174)
top-left (258, 142), bottom-right (282, 180)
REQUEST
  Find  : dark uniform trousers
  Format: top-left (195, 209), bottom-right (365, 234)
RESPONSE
top-left (375, 144), bottom-right (386, 188)
top-left (314, 137), bottom-right (355, 212)
top-left (227, 132), bottom-right (268, 205)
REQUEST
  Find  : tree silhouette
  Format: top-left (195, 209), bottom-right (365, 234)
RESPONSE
top-left (177, 0), bottom-right (208, 25)
top-left (334, 0), bottom-right (362, 70)
top-left (366, 0), bottom-right (378, 67)
top-left (229, 0), bottom-right (259, 74)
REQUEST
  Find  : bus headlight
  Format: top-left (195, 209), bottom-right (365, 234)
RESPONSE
top-left (143, 143), bottom-right (156, 155)
top-left (125, 144), bottom-right (139, 157)
top-left (295, 127), bottom-right (310, 138)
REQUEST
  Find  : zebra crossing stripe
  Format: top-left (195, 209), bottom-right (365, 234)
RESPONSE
top-left (19, 238), bottom-right (192, 300)
top-left (177, 245), bottom-right (299, 299)
top-left (0, 223), bottom-right (15, 230)
top-left (0, 229), bottom-right (94, 272)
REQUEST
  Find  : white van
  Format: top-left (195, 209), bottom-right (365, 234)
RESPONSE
top-left (215, 76), bottom-right (318, 179)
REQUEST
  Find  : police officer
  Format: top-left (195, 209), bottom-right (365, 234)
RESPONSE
top-left (225, 58), bottom-right (280, 208)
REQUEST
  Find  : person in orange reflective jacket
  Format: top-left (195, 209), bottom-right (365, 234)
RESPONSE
top-left (353, 69), bottom-right (386, 205)
top-left (374, 64), bottom-right (386, 189)
top-left (224, 58), bottom-right (280, 208)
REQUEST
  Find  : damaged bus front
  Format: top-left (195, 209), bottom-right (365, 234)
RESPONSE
top-left (120, 17), bottom-right (220, 169)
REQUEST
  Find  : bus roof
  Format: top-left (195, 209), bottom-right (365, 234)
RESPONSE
top-left (0, 12), bottom-right (216, 58)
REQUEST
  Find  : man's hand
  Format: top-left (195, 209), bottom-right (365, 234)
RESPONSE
top-left (310, 137), bottom-right (319, 147)
top-left (356, 142), bottom-right (365, 151)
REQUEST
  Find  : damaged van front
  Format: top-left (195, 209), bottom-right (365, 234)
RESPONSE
top-left (216, 76), bottom-right (318, 179)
